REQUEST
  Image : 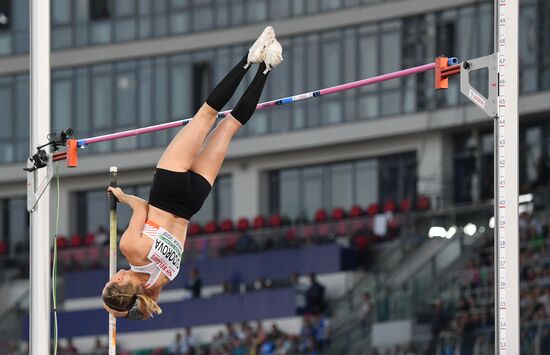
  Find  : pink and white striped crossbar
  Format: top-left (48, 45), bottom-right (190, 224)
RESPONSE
top-left (77, 62), bottom-right (437, 147)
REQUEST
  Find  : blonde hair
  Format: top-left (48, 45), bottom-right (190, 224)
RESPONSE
top-left (103, 282), bottom-right (162, 318)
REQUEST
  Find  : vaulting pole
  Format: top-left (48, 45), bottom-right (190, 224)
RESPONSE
top-left (109, 167), bottom-right (118, 355)
top-left (29, 0), bottom-right (50, 353)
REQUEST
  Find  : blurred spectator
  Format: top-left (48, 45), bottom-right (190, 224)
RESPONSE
top-left (168, 328), bottom-right (196, 355)
top-left (60, 338), bottom-right (79, 354)
top-left (315, 313), bottom-right (331, 351)
top-left (360, 292), bottom-right (373, 335)
top-left (306, 272), bottom-right (325, 314)
top-left (290, 272), bottom-right (307, 314)
top-left (94, 225), bottom-right (108, 246)
top-left (186, 268), bottom-right (202, 299)
top-left (90, 337), bottom-right (108, 355)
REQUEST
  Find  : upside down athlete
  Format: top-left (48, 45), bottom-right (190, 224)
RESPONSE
top-left (103, 27), bottom-right (283, 320)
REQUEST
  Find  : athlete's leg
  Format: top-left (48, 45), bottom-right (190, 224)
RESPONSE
top-left (156, 55), bottom-right (250, 172)
top-left (191, 62), bottom-right (272, 184)
top-left (156, 27), bottom-right (276, 173)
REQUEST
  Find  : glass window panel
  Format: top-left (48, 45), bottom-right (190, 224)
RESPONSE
top-left (302, 167), bottom-right (324, 219)
top-left (322, 40), bottom-right (341, 87)
top-left (115, 0), bottom-right (135, 16)
top-left (381, 29), bottom-right (401, 90)
top-left (115, 19), bottom-right (136, 41)
top-left (270, 0), bottom-right (289, 19)
top-left (478, 4), bottom-right (493, 56)
top-left (91, 21), bottom-right (112, 44)
top-left (215, 4), bottom-right (229, 28)
top-left (330, 163), bottom-right (353, 209)
top-left (321, 0), bottom-right (341, 11)
top-left (193, 193), bottom-right (214, 224)
top-left (231, 1), bottom-right (244, 26)
top-left (170, 61), bottom-right (191, 117)
top-left (321, 100), bottom-right (342, 125)
top-left (85, 190), bottom-right (109, 234)
top-left (355, 159), bottom-right (378, 207)
top-left (116, 71), bottom-right (137, 127)
top-left (75, 0), bottom-right (89, 21)
top-left (52, 27), bottom-right (72, 49)
top-left (217, 175), bottom-right (232, 221)
top-left (0, 33), bottom-right (11, 55)
top-left (13, 0), bottom-right (28, 30)
top-left (525, 127), bottom-right (541, 184)
top-left (247, 0), bottom-right (267, 22)
top-left (92, 73), bottom-right (113, 129)
top-left (52, 0), bottom-right (71, 24)
top-left (291, 0), bottom-right (305, 15)
top-left (170, 12), bottom-right (189, 34)
top-left (458, 7), bottom-right (476, 62)
top-left (360, 34), bottom-right (378, 93)
top-left (381, 91), bottom-right (400, 116)
top-left (359, 94), bottom-right (378, 120)
top-left (7, 198), bottom-right (27, 249)
top-left (53, 78), bottom-right (73, 131)
top-left (0, 84), bottom-right (12, 139)
top-left (15, 75), bottom-right (29, 140)
top-left (154, 15), bottom-right (167, 36)
top-left (153, 58), bottom-right (169, 144)
top-left (193, 6), bottom-right (213, 31)
top-left (280, 169), bottom-right (300, 220)
top-left (75, 68), bottom-right (90, 135)
top-left (0, 142), bottom-right (14, 163)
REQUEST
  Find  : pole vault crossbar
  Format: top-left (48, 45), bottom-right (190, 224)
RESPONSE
top-left (74, 61), bottom-right (442, 148)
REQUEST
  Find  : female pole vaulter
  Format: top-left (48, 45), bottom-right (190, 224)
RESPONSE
top-left (102, 26), bottom-right (283, 320)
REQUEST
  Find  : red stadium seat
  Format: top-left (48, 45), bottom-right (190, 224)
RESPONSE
top-left (253, 215), bottom-right (267, 229)
top-left (55, 237), bottom-right (67, 249)
top-left (237, 217), bottom-right (250, 232)
top-left (70, 234), bottom-right (82, 247)
top-left (416, 196), bottom-right (431, 211)
top-left (400, 198), bottom-right (411, 212)
top-left (204, 221), bottom-right (218, 234)
top-left (269, 213), bottom-right (283, 227)
top-left (220, 219), bottom-right (234, 232)
top-left (188, 223), bottom-right (202, 236)
top-left (354, 235), bottom-right (369, 251)
top-left (302, 225), bottom-right (315, 239)
top-left (317, 223), bottom-right (331, 238)
top-left (349, 205), bottom-right (363, 218)
top-left (387, 216), bottom-right (400, 237)
top-left (334, 221), bottom-right (348, 236)
top-left (331, 207), bottom-right (346, 220)
top-left (225, 234), bottom-right (239, 249)
top-left (0, 241), bottom-right (8, 254)
top-left (84, 233), bottom-right (95, 246)
top-left (285, 227), bottom-right (297, 242)
top-left (383, 200), bottom-right (397, 213)
top-left (314, 209), bottom-right (328, 222)
top-left (366, 203), bottom-right (379, 216)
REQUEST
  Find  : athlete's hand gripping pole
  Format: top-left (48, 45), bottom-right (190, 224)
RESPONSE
top-left (108, 167), bottom-right (118, 355)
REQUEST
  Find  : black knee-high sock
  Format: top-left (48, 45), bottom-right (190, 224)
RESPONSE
top-left (205, 54), bottom-right (249, 112)
top-left (231, 63), bottom-right (269, 125)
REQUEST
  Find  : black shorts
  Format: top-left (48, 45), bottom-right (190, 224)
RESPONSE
top-left (148, 168), bottom-right (212, 220)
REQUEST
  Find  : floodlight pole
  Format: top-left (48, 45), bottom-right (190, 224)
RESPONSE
top-left (494, 0), bottom-right (519, 353)
top-left (29, 0), bottom-right (51, 353)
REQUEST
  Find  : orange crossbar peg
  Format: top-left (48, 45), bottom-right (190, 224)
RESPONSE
top-left (67, 139), bottom-right (78, 168)
top-left (435, 57), bottom-right (449, 90)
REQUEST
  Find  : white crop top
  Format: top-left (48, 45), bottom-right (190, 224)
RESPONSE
top-left (129, 220), bottom-right (184, 289)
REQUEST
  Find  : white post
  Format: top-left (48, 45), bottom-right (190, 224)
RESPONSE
top-left (494, 0), bottom-right (519, 353)
top-left (29, 0), bottom-right (50, 353)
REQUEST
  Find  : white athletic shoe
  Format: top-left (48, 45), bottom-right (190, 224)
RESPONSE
top-left (245, 26), bottom-right (276, 69)
top-left (263, 39), bottom-right (283, 74)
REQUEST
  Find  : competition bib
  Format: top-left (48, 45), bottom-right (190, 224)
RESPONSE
top-left (147, 228), bottom-right (183, 281)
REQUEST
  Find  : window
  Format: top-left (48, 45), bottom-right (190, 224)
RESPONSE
top-left (269, 153), bottom-right (417, 221)
top-left (192, 175), bottom-right (233, 224)
top-left (90, 0), bottom-right (111, 20)
top-left (0, 0), bottom-right (11, 30)
top-left (1, 197), bottom-right (29, 254)
top-left (192, 62), bottom-right (211, 113)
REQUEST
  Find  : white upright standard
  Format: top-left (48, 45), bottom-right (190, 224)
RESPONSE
top-left (29, 0), bottom-right (51, 353)
top-left (494, 0), bottom-right (519, 353)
